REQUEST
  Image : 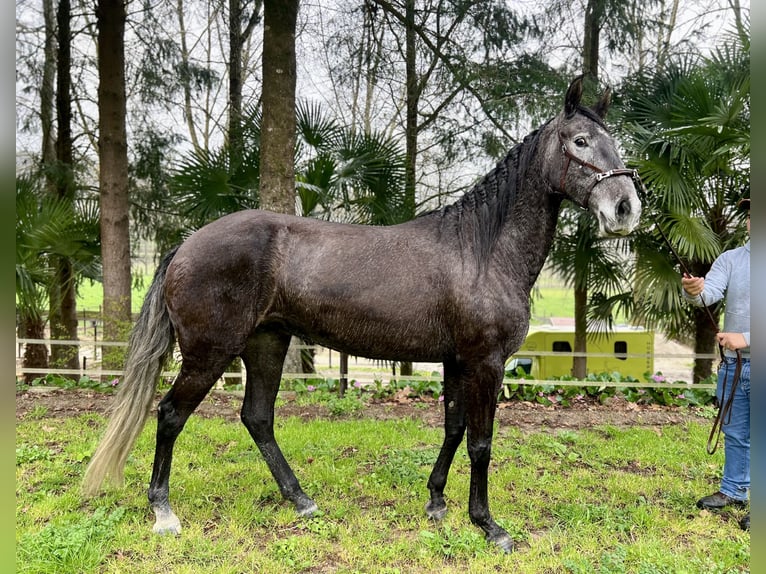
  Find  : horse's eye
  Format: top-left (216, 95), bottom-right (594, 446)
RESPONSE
top-left (574, 137), bottom-right (587, 147)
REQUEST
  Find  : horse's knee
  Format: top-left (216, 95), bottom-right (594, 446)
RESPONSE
top-left (444, 423), bottom-right (465, 443)
top-left (241, 412), bottom-right (274, 443)
top-left (156, 401), bottom-right (185, 439)
top-left (466, 437), bottom-right (492, 466)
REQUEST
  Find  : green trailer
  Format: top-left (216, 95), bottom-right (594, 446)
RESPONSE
top-left (505, 326), bottom-right (654, 380)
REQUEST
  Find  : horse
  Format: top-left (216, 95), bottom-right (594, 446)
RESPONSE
top-left (82, 76), bottom-right (641, 553)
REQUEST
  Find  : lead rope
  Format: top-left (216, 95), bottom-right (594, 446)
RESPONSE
top-left (649, 190), bottom-right (741, 455)
top-left (707, 352), bottom-right (742, 454)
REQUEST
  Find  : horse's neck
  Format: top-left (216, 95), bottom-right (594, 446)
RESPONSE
top-left (493, 185), bottom-right (562, 292)
top-left (508, 129), bottom-right (563, 290)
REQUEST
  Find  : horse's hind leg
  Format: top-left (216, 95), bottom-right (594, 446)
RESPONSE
top-left (426, 359), bottom-right (466, 520)
top-left (148, 355), bottom-right (233, 535)
top-left (240, 329), bottom-right (318, 517)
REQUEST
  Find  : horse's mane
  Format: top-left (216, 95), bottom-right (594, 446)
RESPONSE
top-left (421, 120), bottom-right (550, 267)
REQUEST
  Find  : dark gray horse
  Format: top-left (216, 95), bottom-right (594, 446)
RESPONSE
top-left (83, 76), bottom-right (641, 553)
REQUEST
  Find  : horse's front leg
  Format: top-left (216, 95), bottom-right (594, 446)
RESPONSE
top-left (426, 360), bottom-right (465, 520)
top-left (465, 361), bottom-right (514, 553)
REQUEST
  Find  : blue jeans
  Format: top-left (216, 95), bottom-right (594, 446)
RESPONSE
top-left (716, 356), bottom-right (750, 501)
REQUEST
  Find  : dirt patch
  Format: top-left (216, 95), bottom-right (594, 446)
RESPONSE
top-left (16, 387), bottom-right (707, 433)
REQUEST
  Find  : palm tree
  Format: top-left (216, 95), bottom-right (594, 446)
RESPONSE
top-left (16, 172), bottom-right (101, 382)
top-left (163, 106), bottom-right (262, 252)
top-left (296, 102), bottom-right (407, 225)
top-left (168, 101), bottom-right (407, 232)
top-left (615, 29), bottom-right (749, 382)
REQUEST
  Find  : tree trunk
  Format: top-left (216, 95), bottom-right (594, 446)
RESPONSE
top-left (569, 0), bottom-right (604, 380)
top-left (260, 0), bottom-right (300, 371)
top-left (399, 0), bottom-right (418, 378)
top-left (259, 0), bottom-right (298, 214)
top-left (655, 0), bottom-right (679, 71)
top-left (403, 0), bottom-right (417, 220)
top-left (339, 352), bottom-right (349, 397)
top-left (176, 0), bottom-right (201, 150)
top-left (19, 316), bottom-right (49, 384)
top-left (228, 0), bottom-right (243, 160)
top-left (49, 0), bottom-right (79, 372)
top-left (48, 265), bottom-right (80, 370)
top-left (582, 0), bottom-right (604, 84)
top-left (41, 0), bottom-right (56, 171)
top-left (97, 0), bottom-right (132, 371)
top-left (572, 284), bottom-right (588, 379)
top-left (692, 307), bottom-right (717, 384)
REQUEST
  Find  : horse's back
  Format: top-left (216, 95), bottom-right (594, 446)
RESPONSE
top-left (162, 210), bottom-right (468, 360)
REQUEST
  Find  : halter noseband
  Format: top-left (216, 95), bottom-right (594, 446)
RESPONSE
top-left (557, 132), bottom-right (638, 209)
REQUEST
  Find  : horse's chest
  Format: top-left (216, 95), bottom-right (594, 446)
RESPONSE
top-left (451, 292), bottom-right (530, 352)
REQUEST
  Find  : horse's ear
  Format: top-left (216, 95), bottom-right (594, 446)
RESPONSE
top-left (592, 87), bottom-right (612, 119)
top-left (564, 76), bottom-right (584, 118)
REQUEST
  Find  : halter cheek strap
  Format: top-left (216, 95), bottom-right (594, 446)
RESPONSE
top-left (557, 135), bottom-right (638, 209)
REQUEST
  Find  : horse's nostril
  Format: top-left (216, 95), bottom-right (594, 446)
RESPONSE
top-left (617, 199), bottom-right (631, 218)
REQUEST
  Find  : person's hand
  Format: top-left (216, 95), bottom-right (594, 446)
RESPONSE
top-left (717, 332), bottom-right (748, 351)
top-left (682, 274), bottom-right (704, 297)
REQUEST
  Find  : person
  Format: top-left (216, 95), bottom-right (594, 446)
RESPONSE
top-left (681, 197), bottom-right (750, 531)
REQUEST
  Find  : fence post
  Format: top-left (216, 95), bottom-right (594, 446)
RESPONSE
top-left (339, 352), bottom-right (348, 397)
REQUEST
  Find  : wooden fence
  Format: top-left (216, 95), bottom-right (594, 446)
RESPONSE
top-left (15, 337), bottom-right (718, 390)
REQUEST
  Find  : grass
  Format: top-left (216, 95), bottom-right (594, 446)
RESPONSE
top-left (530, 286), bottom-right (575, 324)
top-left (77, 277), bottom-right (151, 315)
top-left (16, 409), bottom-right (749, 573)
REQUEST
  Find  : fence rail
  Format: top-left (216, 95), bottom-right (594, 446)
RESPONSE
top-left (16, 337), bottom-right (717, 390)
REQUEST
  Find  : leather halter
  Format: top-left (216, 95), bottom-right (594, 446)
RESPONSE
top-left (557, 131), bottom-right (638, 209)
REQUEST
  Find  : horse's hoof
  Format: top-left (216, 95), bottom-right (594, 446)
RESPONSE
top-left (487, 531), bottom-right (515, 554)
top-left (425, 500), bottom-right (447, 521)
top-left (152, 518), bottom-right (182, 535)
top-left (152, 505), bottom-right (182, 535)
top-left (296, 500), bottom-right (319, 517)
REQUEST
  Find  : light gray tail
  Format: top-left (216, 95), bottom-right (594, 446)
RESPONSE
top-left (82, 247), bottom-right (179, 496)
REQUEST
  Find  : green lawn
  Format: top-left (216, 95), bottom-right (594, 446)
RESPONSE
top-left (16, 406), bottom-right (749, 573)
top-left (530, 287), bottom-right (574, 324)
top-left (77, 278), bottom-right (151, 315)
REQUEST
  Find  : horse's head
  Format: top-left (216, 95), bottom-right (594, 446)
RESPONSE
top-left (545, 76), bottom-right (641, 236)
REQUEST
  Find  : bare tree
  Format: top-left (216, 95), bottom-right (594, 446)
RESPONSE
top-left (97, 0), bottom-right (132, 369)
top-left (48, 0), bottom-right (80, 371)
top-left (259, 0), bottom-right (298, 214)
top-left (228, 0), bottom-right (262, 159)
top-left (18, 0), bottom-right (60, 374)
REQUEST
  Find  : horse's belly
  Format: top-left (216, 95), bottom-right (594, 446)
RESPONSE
top-left (271, 303), bottom-right (451, 363)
